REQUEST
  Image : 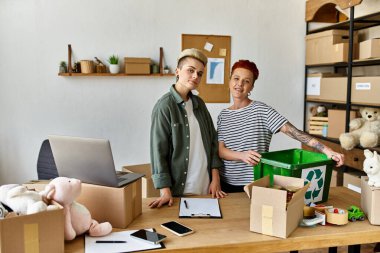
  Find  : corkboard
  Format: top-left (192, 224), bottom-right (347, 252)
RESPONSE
top-left (182, 34), bottom-right (231, 103)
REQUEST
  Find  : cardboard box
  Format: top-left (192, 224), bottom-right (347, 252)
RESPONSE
top-left (330, 169), bottom-right (338, 187)
top-left (24, 179), bottom-right (142, 229)
top-left (359, 38), bottom-right (380, 59)
top-left (244, 175), bottom-right (309, 238)
top-left (306, 75), bottom-right (347, 103)
top-left (344, 170), bottom-right (365, 193)
top-left (351, 76), bottom-right (380, 106)
top-left (327, 109), bottom-right (357, 139)
top-left (361, 176), bottom-right (380, 225)
top-left (124, 57), bottom-right (151, 74)
top-left (306, 30), bottom-right (358, 65)
top-left (122, 164), bottom-right (160, 198)
top-left (0, 205), bottom-right (64, 253)
top-left (76, 179), bottom-right (142, 229)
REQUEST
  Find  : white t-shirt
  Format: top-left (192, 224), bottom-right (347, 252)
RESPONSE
top-left (183, 99), bottom-right (209, 195)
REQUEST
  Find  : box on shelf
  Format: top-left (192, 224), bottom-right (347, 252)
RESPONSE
top-left (124, 57), bottom-right (151, 74)
top-left (306, 30), bottom-right (358, 65)
top-left (244, 175), bottom-right (309, 238)
top-left (0, 201), bottom-right (64, 253)
top-left (351, 76), bottom-right (380, 106)
top-left (359, 38), bottom-right (380, 60)
top-left (306, 74), bottom-right (347, 103)
top-left (361, 176), bottom-right (380, 225)
top-left (308, 116), bottom-right (328, 136)
top-left (253, 149), bottom-right (334, 204)
top-left (76, 179), bottom-right (142, 229)
top-left (122, 163), bottom-right (160, 198)
top-left (24, 178), bottom-right (142, 229)
top-left (327, 109), bottom-right (357, 139)
top-left (343, 170), bottom-right (366, 193)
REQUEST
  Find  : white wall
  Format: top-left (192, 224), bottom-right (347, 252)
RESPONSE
top-left (0, 0), bottom-right (305, 184)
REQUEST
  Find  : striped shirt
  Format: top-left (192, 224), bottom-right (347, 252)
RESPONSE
top-left (217, 101), bottom-right (288, 186)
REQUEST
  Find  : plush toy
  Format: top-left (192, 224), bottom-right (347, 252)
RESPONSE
top-left (0, 184), bottom-right (50, 215)
top-left (363, 149), bottom-right (380, 187)
top-left (310, 105), bottom-right (327, 117)
top-left (0, 202), bottom-right (8, 218)
top-left (339, 107), bottom-right (380, 150)
top-left (40, 177), bottom-right (112, 241)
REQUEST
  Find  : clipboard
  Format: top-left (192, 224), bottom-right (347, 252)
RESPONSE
top-left (179, 198), bottom-right (222, 218)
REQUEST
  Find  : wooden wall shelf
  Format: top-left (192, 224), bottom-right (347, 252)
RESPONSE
top-left (58, 73), bottom-right (175, 77)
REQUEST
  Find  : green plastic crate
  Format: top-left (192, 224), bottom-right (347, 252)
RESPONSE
top-left (253, 149), bottom-right (334, 204)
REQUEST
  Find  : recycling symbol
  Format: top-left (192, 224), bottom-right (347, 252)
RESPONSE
top-left (304, 168), bottom-right (325, 203)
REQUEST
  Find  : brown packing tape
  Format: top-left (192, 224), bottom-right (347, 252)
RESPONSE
top-left (24, 223), bottom-right (39, 253)
top-left (262, 205), bottom-right (273, 235)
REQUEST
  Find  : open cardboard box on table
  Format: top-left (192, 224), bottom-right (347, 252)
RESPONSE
top-left (244, 175), bottom-right (309, 238)
top-left (24, 177), bottom-right (142, 229)
top-left (122, 163), bottom-right (160, 198)
top-left (0, 197), bottom-right (64, 253)
top-left (361, 176), bottom-right (380, 225)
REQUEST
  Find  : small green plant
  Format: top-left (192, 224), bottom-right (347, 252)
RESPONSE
top-left (108, 55), bottom-right (119, 65)
top-left (60, 61), bottom-right (67, 68)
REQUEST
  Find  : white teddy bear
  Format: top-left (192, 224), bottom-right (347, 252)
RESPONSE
top-left (363, 149), bottom-right (380, 187)
top-left (0, 184), bottom-right (54, 215)
top-left (339, 107), bottom-right (380, 150)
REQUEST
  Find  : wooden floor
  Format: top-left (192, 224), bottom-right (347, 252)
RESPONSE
top-left (279, 243), bottom-right (378, 252)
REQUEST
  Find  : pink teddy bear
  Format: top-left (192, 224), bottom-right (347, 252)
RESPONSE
top-left (41, 177), bottom-right (112, 240)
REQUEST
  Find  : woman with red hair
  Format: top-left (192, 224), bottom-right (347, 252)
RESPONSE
top-left (217, 60), bottom-right (344, 193)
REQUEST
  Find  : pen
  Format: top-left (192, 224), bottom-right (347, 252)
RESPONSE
top-left (184, 200), bottom-right (189, 209)
top-left (95, 240), bottom-right (127, 243)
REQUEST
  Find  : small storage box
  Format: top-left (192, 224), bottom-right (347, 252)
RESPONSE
top-left (327, 109), bottom-right (357, 139)
top-left (308, 116), bottom-right (328, 136)
top-left (253, 149), bottom-right (334, 204)
top-left (359, 38), bottom-right (380, 60)
top-left (306, 75), bottom-right (347, 103)
top-left (124, 57), bottom-right (151, 74)
top-left (351, 76), bottom-right (380, 106)
top-left (306, 30), bottom-right (358, 65)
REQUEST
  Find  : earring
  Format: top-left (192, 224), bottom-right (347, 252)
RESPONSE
top-left (248, 92), bottom-right (251, 96)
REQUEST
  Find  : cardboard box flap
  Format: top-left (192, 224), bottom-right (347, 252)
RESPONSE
top-left (273, 175), bottom-right (305, 189)
top-left (244, 176), bottom-right (270, 199)
top-left (124, 57), bottom-right (151, 64)
top-left (252, 186), bottom-right (287, 211)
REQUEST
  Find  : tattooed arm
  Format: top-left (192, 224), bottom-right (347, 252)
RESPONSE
top-left (280, 122), bottom-right (344, 167)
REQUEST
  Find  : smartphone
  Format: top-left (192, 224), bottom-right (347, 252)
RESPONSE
top-left (130, 229), bottom-right (167, 244)
top-left (161, 221), bottom-right (194, 236)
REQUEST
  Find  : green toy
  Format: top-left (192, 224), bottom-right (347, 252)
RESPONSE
top-left (347, 205), bottom-right (365, 222)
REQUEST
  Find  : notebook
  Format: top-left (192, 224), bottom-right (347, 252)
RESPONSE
top-left (48, 135), bottom-right (144, 187)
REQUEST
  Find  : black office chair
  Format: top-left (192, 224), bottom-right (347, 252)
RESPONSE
top-left (37, 139), bottom-right (58, 180)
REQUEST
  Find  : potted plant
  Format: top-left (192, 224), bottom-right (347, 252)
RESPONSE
top-left (108, 55), bottom-right (120, 74)
top-left (59, 61), bottom-right (67, 73)
top-left (163, 65), bottom-right (170, 74)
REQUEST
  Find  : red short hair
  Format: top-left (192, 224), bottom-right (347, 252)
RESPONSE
top-left (231, 60), bottom-right (259, 80)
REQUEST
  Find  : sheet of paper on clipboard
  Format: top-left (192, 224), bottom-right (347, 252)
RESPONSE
top-left (179, 198), bottom-right (222, 218)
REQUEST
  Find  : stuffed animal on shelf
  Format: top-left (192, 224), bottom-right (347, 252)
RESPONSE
top-left (363, 149), bottom-right (380, 187)
top-left (339, 107), bottom-right (380, 150)
top-left (0, 184), bottom-right (52, 215)
top-left (310, 105), bottom-right (327, 117)
top-left (40, 177), bottom-right (112, 241)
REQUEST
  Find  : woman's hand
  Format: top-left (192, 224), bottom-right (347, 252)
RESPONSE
top-left (240, 150), bottom-right (261, 166)
top-left (148, 187), bottom-right (173, 208)
top-left (324, 149), bottom-right (344, 167)
top-left (209, 169), bottom-right (227, 198)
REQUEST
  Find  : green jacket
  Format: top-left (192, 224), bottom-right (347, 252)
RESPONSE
top-left (150, 85), bottom-right (222, 196)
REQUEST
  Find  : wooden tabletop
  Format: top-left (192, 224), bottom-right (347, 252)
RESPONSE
top-left (65, 187), bottom-right (380, 253)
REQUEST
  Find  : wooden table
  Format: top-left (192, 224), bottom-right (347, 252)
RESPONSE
top-left (65, 187), bottom-right (380, 253)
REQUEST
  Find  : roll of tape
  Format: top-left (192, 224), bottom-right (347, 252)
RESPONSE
top-left (326, 208), bottom-right (348, 225)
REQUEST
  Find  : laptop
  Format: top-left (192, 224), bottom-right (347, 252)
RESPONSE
top-left (48, 135), bottom-right (144, 187)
